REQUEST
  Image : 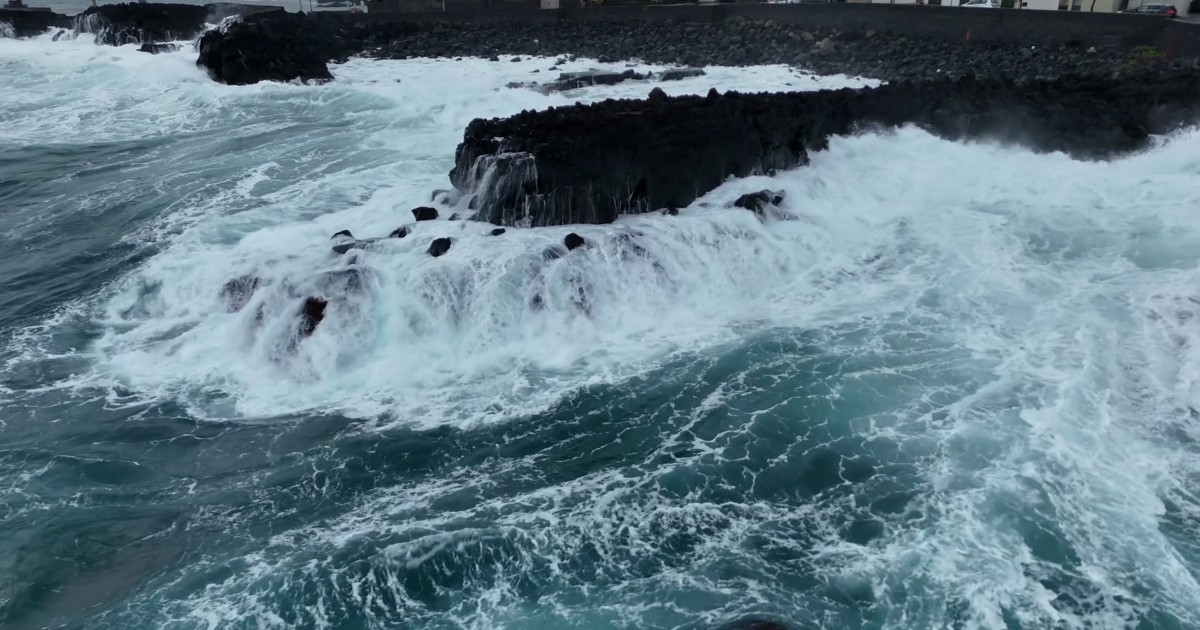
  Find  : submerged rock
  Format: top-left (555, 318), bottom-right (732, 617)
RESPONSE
top-left (297, 296), bottom-right (327, 337)
top-left (332, 238), bottom-right (380, 255)
top-left (734, 189), bottom-right (786, 216)
top-left (137, 42), bottom-right (179, 54)
top-left (656, 67), bottom-right (705, 81)
top-left (220, 275), bottom-right (261, 312)
top-left (564, 232), bottom-right (586, 251)
top-left (388, 226), bottom-right (410, 239)
top-left (490, 228), bottom-right (507, 236)
top-left (544, 68), bottom-right (647, 92)
top-left (427, 237), bottom-right (453, 257)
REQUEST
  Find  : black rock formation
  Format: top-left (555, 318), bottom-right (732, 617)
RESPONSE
top-left (0, 7), bottom-right (69, 37)
top-left (451, 72), bottom-right (1200, 226)
top-left (657, 67), bottom-right (705, 81)
top-left (411, 206), bottom-right (438, 222)
top-left (192, 11), bottom-right (1199, 86)
top-left (75, 2), bottom-right (276, 47)
top-left (137, 42), bottom-right (179, 53)
top-left (427, 237), bottom-right (453, 257)
top-left (332, 239), bottom-right (378, 255)
top-left (564, 233), bottom-right (586, 251)
top-left (490, 228), bottom-right (506, 236)
top-left (735, 190), bottom-right (786, 216)
top-left (389, 226), bottom-right (410, 239)
top-left (197, 11), bottom-right (419, 85)
top-left (331, 229), bottom-right (354, 239)
top-left (298, 296), bottom-right (327, 337)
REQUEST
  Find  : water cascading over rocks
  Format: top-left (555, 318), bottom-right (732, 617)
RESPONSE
top-left (451, 72), bottom-right (1200, 227)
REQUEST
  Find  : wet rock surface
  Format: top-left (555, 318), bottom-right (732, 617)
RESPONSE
top-left (452, 71), bottom-right (1200, 226)
top-left (74, 2), bottom-right (277, 46)
top-left (195, 12), bottom-right (1199, 86)
top-left (0, 7), bottom-right (70, 37)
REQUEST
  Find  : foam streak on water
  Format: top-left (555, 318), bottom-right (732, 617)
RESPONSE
top-left (1, 33), bottom-right (1200, 630)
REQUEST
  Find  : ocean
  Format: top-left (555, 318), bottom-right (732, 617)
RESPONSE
top-left (3, 27), bottom-right (1200, 630)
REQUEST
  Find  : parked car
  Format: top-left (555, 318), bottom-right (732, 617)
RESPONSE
top-left (1121, 2), bottom-right (1179, 15)
top-left (961, 0), bottom-right (1000, 7)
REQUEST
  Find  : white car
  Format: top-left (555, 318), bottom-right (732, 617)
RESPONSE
top-left (962, 0), bottom-right (1000, 6)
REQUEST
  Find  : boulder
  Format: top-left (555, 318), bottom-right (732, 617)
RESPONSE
top-left (564, 233), bottom-right (586, 251)
top-left (76, 3), bottom-right (277, 47)
top-left (412, 206), bottom-right (438, 222)
top-left (137, 42), bottom-right (179, 54)
top-left (734, 189), bottom-right (785, 216)
top-left (0, 7), bottom-right (70, 37)
top-left (388, 226), bottom-right (410, 239)
top-left (490, 228), bottom-right (507, 236)
top-left (332, 239), bottom-right (378, 255)
top-left (297, 296), bottom-right (327, 337)
top-left (197, 10), bottom-right (338, 85)
top-left (656, 67), bottom-right (705, 81)
top-left (427, 237), bottom-right (453, 257)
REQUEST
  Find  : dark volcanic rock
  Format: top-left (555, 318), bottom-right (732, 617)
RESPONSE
top-left (0, 8), bottom-right (70, 37)
top-left (199, 11), bottom-right (420, 85)
top-left (735, 190), bottom-right (786, 216)
top-left (363, 19), bottom-right (1195, 84)
top-left (547, 69), bottom-right (647, 91)
top-left (389, 226), bottom-right (410, 239)
top-left (298, 296), bottom-right (327, 337)
top-left (193, 11), bottom-right (1199, 87)
top-left (75, 3), bottom-right (204, 45)
top-left (197, 10), bottom-right (368, 85)
top-left (75, 3), bottom-right (275, 47)
top-left (656, 67), bottom-right (705, 81)
top-left (412, 206), bottom-right (438, 221)
top-left (138, 42), bottom-right (179, 54)
top-left (490, 228), bottom-right (506, 236)
top-left (452, 73), bottom-right (1200, 227)
top-left (427, 237), bottom-right (453, 257)
top-left (332, 239), bottom-right (378, 255)
top-left (564, 233), bottom-right (586, 251)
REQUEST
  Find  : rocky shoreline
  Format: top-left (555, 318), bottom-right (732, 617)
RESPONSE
top-left (452, 72), bottom-right (1200, 227)
top-left (5, 3), bottom-right (1197, 86)
top-left (0, 2), bottom-right (277, 45)
top-left (192, 10), bottom-right (1200, 86)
